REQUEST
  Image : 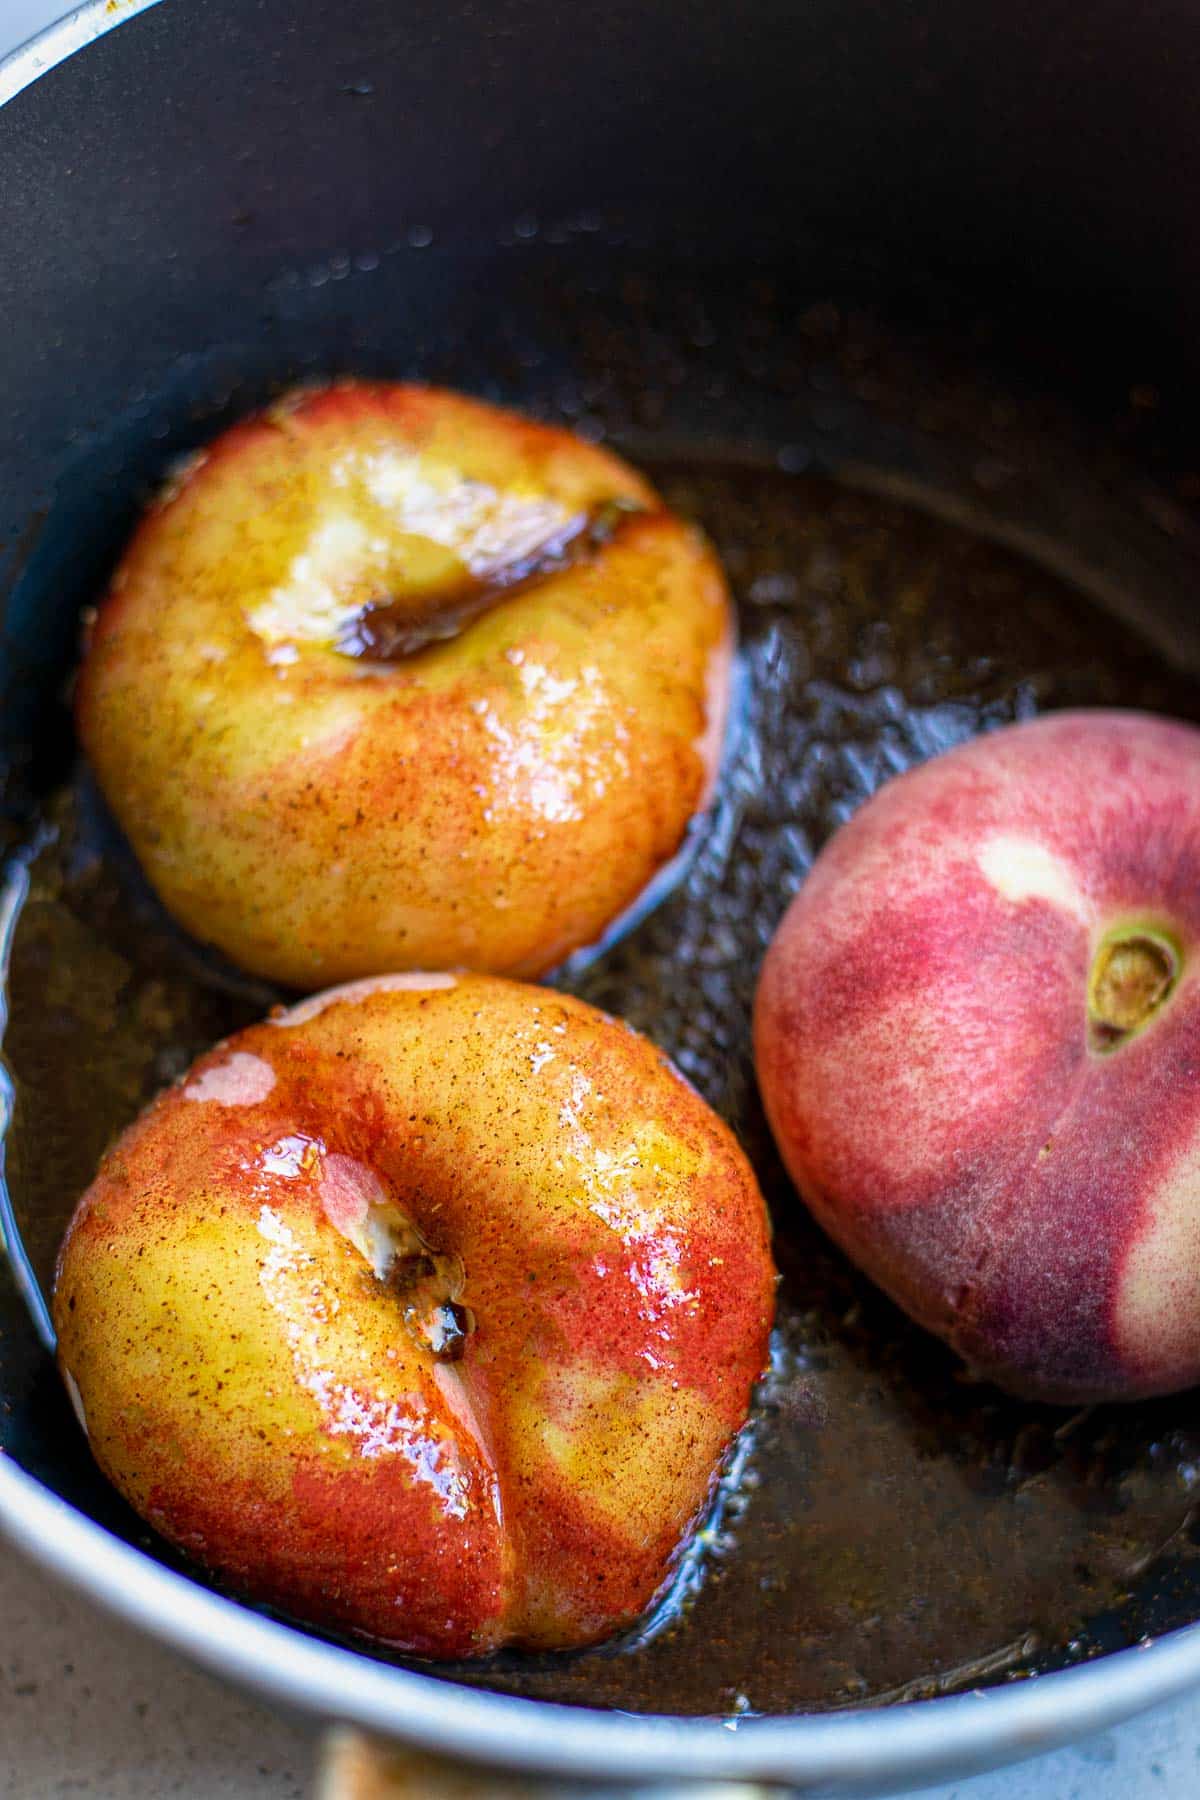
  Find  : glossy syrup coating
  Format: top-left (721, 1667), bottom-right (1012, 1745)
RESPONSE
top-left (53, 974), bottom-right (775, 1655)
top-left (75, 383), bottom-right (732, 988)
top-left (755, 709), bottom-right (1200, 1405)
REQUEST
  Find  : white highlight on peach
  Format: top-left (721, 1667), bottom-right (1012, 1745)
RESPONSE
top-left (695, 620), bottom-right (734, 810)
top-left (258, 1134), bottom-right (319, 1178)
top-left (250, 513), bottom-right (374, 646)
top-left (319, 1154), bottom-right (401, 1276)
top-left (360, 450), bottom-right (571, 574)
top-left (272, 970), bottom-right (457, 1028)
top-left (555, 1066), bottom-right (695, 1312)
top-left (432, 1363), bottom-right (501, 1525)
top-left (183, 1051), bottom-right (277, 1106)
top-left (1116, 1145), bottom-right (1200, 1385)
top-left (477, 659), bottom-right (626, 826)
top-left (977, 835), bottom-right (1089, 922)
top-left (63, 1369), bottom-right (88, 1439)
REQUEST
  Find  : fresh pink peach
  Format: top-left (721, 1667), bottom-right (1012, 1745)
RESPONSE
top-left (54, 974), bottom-right (774, 1655)
top-left (755, 710), bottom-right (1200, 1404)
top-left (76, 382), bottom-right (732, 988)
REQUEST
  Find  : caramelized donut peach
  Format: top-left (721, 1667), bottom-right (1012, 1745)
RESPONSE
top-left (54, 974), bottom-right (774, 1654)
top-left (755, 711), bottom-right (1200, 1405)
top-left (76, 383), bottom-right (732, 987)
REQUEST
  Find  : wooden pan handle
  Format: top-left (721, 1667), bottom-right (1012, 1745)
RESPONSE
top-left (317, 1727), bottom-right (793, 1797)
top-left (317, 1730), bottom-right (534, 1797)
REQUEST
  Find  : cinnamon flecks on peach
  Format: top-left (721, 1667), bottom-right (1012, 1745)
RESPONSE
top-left (53, 974), bottom-right (775, 1656)
top-left (76, 382), bottom-right (732, 987)
top-left (755, 709), bottom-right (1200, 1405)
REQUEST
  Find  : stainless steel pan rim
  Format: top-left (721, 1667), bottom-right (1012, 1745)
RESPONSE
top-left (5, 1), bottom-right (1200, 1790)
top-left (5, 1450), bottom-right (1200, 1788)
top-left (0, 0), bottom-right (165, 106)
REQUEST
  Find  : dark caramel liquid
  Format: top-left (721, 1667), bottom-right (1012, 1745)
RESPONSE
top-left (8, 464), bottom-right (1200, 1716)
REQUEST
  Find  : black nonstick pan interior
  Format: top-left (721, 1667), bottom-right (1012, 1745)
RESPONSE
top-left (6, 244), bottom-right (1200, 1719)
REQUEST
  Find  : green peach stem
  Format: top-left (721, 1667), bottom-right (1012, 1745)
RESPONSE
top-left (1088, 927), bottom-right (1180, 1047)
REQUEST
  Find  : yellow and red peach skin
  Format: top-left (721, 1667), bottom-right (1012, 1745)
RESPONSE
top-left (55, 974), bottom-right (775, 1654)
top-left (77, 383), bottom-right (732, 988)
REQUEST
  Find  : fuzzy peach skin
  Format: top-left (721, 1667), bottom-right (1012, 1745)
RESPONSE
top-left (53, 974), bottom-right (774, 1655)
top-left (75, 382), bottom-right (733, 988)
top-left (755, 709), bottom-right (1200, 1405)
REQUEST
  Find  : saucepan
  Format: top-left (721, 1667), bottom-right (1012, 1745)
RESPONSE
top-left (5, 1), bottom-right (1200, 1792)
